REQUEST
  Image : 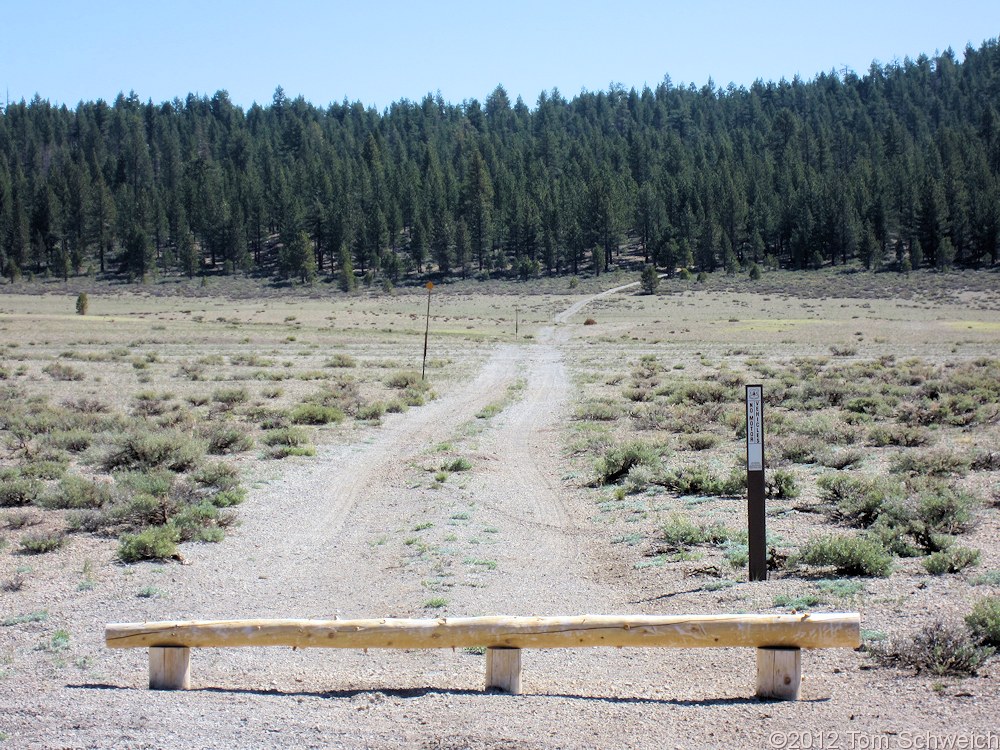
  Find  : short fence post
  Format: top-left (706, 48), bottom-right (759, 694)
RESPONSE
top-left (149, 646), bottom-right (191, 690)
top-left (485, 647), bottom-right (522, 694)
top-left (755, 646), bottom-right (801, 700)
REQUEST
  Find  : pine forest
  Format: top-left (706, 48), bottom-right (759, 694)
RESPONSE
top-left (2, 40), bottom-right (1000, 287)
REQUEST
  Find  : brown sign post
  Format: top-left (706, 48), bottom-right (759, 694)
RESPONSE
top-left (746, 385), bottom-right (767, 581)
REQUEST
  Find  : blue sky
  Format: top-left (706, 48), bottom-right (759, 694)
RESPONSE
top-left (4, 1), bottom-right (999, 110)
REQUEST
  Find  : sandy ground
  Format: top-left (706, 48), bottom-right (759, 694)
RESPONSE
top-left (1, 280), bottom-right (998, 749)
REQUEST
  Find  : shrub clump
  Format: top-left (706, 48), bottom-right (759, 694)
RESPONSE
top-left (659, 514), bottom-right (731, 551)
top-left (42, 363), bottom-right (85, 381)
top-left (261, 427), bottom-right (310, 447)
top-left (657, 464), bottom-right (745, 497)
top-left (212, 387), bottom-right (249, 407)
top-left (817, 474), bottom-right (905, 528)
top-left (103, 431), bottom-right (205, 472)
top-left (923, 546), bottom-right (981, 575)
top-left (261, 426), bottom-right (315, 458)
top-left (594, 441), bottom-right (664, 485)
top-left (890, 449), bottom-right (970, 477)
top-left (385, 371), bottom-right (423, 389)
top-left (966, 596), bottom-right (1000, 647)
top-left (872, 621), bottom-right (994, 676)
top-left (204, 425), bottom-right (254, 455)
top-left (38, 475), bottom-right (115, 510)
top-left (289, 403), bottom-right (345, 425)
top-left (795, 534), bottom-right (894, 577)
top-left (575, 400), bottom-right (621, 422)
top-left (20, 532), bottom-right (67, 554)
top-left (117, 525), bottom-right (179, 562)
top-left (324, 354), bottom-right (357, 368)
top-left (0, 477), bottom-right (43, 507)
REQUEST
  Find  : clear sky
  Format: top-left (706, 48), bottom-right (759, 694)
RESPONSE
top-left (4, 1), bottom-right (999, 111)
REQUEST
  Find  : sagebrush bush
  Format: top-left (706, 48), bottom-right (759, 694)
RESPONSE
top-left (385, 400), bottom-right (407, 414)
top-left (261, 427), bottom-right (310, 447)
top-left (20, 532), bottom-right (67, 554)
top-left (684, 433), bottom-right (720, 451)
top-left (117, 525), bottom-right (179, 562)
top-left (324, 354), bottom-right (357, 368)
top-left (594, 441), bottom-right (664, 485)
top-left (775, 436), bottom-right (824, 464)
top-left (873, 621), bottom-right (994, 676)
top-left (268, 444), bottom-right (316, 459)
top-left (818, 449), bottom-right (865, 470)
top-left (43, 429), bottom-right (92, 453)
top-left (289, 403), bottom-right (345, 425)
top-left (575, 400), bottom-right (621, 421)
top-left (868, 424), bottom-right (930, 447)
top-left (660, 514), bottom-right (731, 550)
top-left (357, 402), bottom-right (386, 421)
top-left (667, 382), bottom-right (729, 405)
top-left (190, 462), bottom-right (240, 493)
top-left (38, 475), bottom-right (115, 510)
top-left (765, 470), bottom-right (798, 499)
top-left (19, 459), bottom-right (69, 480)
top-left (204, 424), bottom-right (254, 454)
top-left (385, 371), bottom-right (423, 389)
top-left (796, 534), bottom-right (893, 577)
top-left (172, 501), bottom-right (229, 542)
top-left (912, 481), bottom-right (978, 536)
top-left (42, 363), bottom-right (85, 381)
top-left (966, 596), bottom-right (1000, 647)
top-left (923, 546), bottom-right (981, 575)
top-left (212, 387), bottom-right (249, 406)
top-left (108, 493), bottom-right (173, 529)
top-left (114, 469), bottom-right (175, 498)
top-left (817, 474), bottom-right (906, 529)
top-left (401, 387), bottom-right (427, 407)
top-left (0, 477), bottom-right (42, 507)
top-left (660, 465), bottom-right (744, 497)
top-left (103, 430), bottom-right (205, 472)
top-left (890, 449), bottom-right (970, 477)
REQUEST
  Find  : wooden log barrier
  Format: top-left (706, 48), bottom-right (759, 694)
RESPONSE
top-left (105, 613), bottom-right (860, 699)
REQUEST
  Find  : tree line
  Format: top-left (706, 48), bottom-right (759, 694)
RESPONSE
top-left (1, 38), bottom-right (999, 286)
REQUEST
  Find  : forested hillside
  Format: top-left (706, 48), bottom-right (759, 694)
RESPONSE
top-left (2, 39), bottom-right (1000, 285)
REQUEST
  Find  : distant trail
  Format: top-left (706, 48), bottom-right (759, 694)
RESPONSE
top-left (552, 279), bottom-right (641, 325)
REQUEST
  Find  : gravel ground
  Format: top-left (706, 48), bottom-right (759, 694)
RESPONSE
top-left (1, 283), bottom-right (997, 749)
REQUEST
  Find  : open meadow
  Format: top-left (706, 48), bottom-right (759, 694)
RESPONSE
top-left (0, 269), bottom-right (998, 749)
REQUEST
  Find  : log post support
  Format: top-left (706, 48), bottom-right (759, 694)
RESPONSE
top-left (485, 647), bottom-right (522, 694)
top-left (149, 646), bottom-right (191, 690)
top-left (756, 646), bottom-right (801, 700)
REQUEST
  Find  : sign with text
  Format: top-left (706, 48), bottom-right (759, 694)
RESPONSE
top-left (746, 385), bottom-right (763, 471)
top-left (745, 384), bottom-right (766, 582)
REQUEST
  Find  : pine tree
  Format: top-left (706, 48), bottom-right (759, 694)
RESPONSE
top-left (337, 242), bottom-right (356, 292)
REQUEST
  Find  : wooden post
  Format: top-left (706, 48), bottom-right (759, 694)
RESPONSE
top-left (485, 647), bottom-right (522, 694)
top-left (421, 282), bottom-right (433, 381)
top-left (756, 647), bottom-right (800, 700)
top-left (149, 646), bottom-right (191, 690)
